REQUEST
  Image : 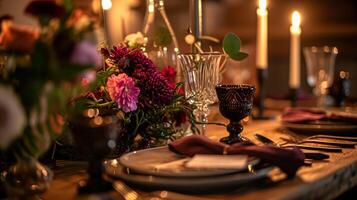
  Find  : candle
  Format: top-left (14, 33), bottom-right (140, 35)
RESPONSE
top-left (256, 0), bottom-right (268, 69)
top-left (101, 0), bottom-right (112, 45)
top-left (289, 11), bottom-right (301, 88)
top-left (101, 0), bottom-right (112, 10)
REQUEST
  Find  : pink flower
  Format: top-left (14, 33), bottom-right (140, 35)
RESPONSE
top-left (107, 73), bottom-right (140, 113)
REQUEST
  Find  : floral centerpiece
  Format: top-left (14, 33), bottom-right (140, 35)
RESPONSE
top-left (72, 44), bottom-right (198, 153)
top-left (0, 0), bottom-right (98, 197)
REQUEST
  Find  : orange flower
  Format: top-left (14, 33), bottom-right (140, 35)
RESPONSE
top-left (0, 24), bottom-right (39, 53)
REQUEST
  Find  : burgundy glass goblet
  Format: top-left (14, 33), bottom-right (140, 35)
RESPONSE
top-left (70, 112), bottom-right (123, 194)
top-left (216, 84), bottom-right (256, 144)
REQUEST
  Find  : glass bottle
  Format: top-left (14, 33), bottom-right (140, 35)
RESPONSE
top-left (142, 0), bottom-right (180, 71)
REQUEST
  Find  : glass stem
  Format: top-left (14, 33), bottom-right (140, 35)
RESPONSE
top-left (194, 104), bottom-right (209, 135)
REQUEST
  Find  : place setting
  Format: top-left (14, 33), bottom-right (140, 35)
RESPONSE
top-left (103, 83), bottom-right (306, 194)
top-left (1, 0), bottom-right (357, 199)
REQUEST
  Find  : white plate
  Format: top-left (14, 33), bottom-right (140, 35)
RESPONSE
top-left (104, 160), bottom-right (271, 193)
top-left (282, 122), bottom-right (357, 134)
top-left (114, 146), bottom-right (258, 178)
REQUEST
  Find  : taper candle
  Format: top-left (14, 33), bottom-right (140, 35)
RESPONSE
top-left (289, 11), bottom-right (301, 88)
top-left (256, 0), bottom-right (268, 69)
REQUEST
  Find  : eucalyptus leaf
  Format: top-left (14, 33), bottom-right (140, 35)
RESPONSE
top-left (229, 51), bottom-right (249, 61)
top-left (223, 32), bottom-right (241, 56)
top-left (223, 32), bottom-right (249, 61)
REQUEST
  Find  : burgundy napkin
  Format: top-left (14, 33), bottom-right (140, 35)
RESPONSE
top-left (169, 135), bottom-right (305, 177)
top-left (281, 107), bottom-right (357, 123)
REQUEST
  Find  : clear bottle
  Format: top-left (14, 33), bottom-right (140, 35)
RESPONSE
top-left (142, 0), bottom-right (180, 71)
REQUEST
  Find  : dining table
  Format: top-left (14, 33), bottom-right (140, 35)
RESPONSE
top-left (42, 106), bottom-right (357, 200)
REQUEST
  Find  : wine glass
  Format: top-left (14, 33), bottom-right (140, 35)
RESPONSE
top-left (215, 84), bottom-right (255, 144)
top-left (70, 112), bottom-right (123, 193)
top-left (303, 46), bottom-right (338, 107)
top-left (178, 52), bottom-right (226, 135)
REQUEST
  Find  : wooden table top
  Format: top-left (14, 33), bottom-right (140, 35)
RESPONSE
top-left (42, 109), bottom-right (357, 200)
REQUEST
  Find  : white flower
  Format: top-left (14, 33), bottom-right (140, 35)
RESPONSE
top-left (124, 32), bottom-right (146, 48)
top-left (0, 85), bottom-right (26, 149)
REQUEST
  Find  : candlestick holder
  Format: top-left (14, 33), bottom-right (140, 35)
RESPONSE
top-left (290, 88), bottom-right (298, 107)
top-left (253, 68), bottom-right (273, 120)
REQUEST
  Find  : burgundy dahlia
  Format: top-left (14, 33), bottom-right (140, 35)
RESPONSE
top-left (134, 68), bottom-right (174, 107)
top-left (108, 46), bottom-right (155, 74)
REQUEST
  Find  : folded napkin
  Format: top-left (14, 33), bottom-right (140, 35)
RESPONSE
top-left (282, 107), bottom-right (357, 123)
top-left (169, 135), bottom-right (305, 177)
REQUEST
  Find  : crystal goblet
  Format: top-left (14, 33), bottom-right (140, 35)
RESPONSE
top-left (178, 52), bottom-right (226, 135)
top-left (216, 84), bottom-right (255, 144)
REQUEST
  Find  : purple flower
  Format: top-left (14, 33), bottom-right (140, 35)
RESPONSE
top-left (70, 40), bottom-right (102, 68)
top-left (107, 73), bottom-right (140, 113)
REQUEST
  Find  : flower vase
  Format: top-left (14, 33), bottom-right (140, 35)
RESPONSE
top-left (1, 157), bottom-right (53, 200)
top-left (142, 0), bottom-right (180, 71)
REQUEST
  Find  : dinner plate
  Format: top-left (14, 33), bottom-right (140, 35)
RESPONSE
top-left (282, 121), bottom-right (357, 134)
top-left (113, 146), bottom-right (258, 178)
top-left (104, 160), bottom-right (271, 193)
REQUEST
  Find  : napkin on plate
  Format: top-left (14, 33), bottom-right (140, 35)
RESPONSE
top-left (169, 135), bottom-right (305, 177)
top-left (281, 107), bottom-right (357, 123)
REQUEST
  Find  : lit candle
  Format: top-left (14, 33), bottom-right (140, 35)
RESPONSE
top-left (256, 0), bottom-right (268, 69)
top-left (101, 0), bottom-right (112, 45)
top-left (101, 0), bottom-right (112, 10)
top-left (289, 11), bottom-right (301, 88)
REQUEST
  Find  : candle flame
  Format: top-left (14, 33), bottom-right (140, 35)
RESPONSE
top-left (101, 0), bottom-right (112, 10)
top-left (148, 0), bottom-right (154, 13)
top-left (259, 0), bottom-right (267, 10)
top-left (292, 11), bottom-right (301, 27)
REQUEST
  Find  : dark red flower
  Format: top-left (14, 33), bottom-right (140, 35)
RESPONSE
top-left (100, 48), bottom-right (110, 58)
top-left (134, 68), bottom-right (175, 107)
top-left (174, 111), bottom-right (188, 127)
top-left (25, 0), bottom-right (65, 18)
top-left (161, 65), bottom-right (176, 87)
top-left (107, 46), bottom-right (155, 75)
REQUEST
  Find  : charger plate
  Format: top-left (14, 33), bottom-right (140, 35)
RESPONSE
top-left (110, 146), bottom-right (258, 178)
top-left (283, 121), bottom-right (357, 134)
top-left (104, 159), bottom-right (271, 193)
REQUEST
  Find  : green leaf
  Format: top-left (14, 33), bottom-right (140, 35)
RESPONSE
top-left (223, 32), bottom-right (241, 56)
top-left (62, 0), bottom-right (73, 13)
top-left (31, 41), bottom-right (50, 75)
top-left (229, 51), bottom-right (249, 61)
top-left (53, 63), bottom-right (91, 81)
top-left (223, 32), bottom-right (249, 61)
top-left (92, 67), bottom-right (116, 89)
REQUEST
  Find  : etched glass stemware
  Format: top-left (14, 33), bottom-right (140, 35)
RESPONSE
top-left (216, 84), bottom-right (255, 144)
top-left (303, 46), bottom-right (338, 107)
top-left (178, 53), bottom-right (226, 135)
